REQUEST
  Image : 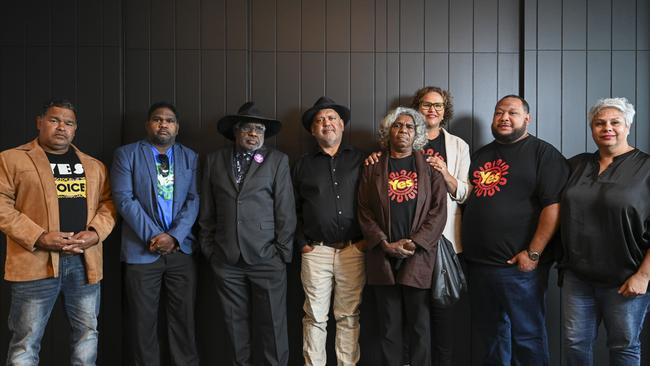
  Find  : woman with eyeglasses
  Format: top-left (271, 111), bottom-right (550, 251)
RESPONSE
top-left (411, 86), bottom-right (470, 366)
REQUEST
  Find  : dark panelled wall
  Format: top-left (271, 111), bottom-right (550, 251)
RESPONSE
top-left (0, 0), bottom-right (648, 365)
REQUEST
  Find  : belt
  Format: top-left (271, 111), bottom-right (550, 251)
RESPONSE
top-left (309, 237), bottom-right (362, 250)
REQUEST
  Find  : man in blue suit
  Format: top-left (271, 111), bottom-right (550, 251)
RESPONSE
top-left (111, 101), bottom-right (199, 366)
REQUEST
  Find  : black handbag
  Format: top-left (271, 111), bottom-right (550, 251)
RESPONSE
top-left (431, 235), bottom-right (467, 307)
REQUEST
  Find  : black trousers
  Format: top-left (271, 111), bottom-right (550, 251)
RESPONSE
top-left (124, 252), bottom-right (199, 366)
top-left (212, 254), bottom-right (289, 366)
top-left (373, 284), bottom-right (431, 366)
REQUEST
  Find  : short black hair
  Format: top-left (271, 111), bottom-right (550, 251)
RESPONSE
top-left (40, 98), bottom-right (77, 118)
top-left (497, 94), bottom-right (530, 113)
top-left (147, 101), bottom-right (178, 121)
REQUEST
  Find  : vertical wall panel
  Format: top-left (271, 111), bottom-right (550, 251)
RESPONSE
top-left (226, 0), bottom-right (247, 50)
top-left (524, 0), bottom-right (538, 50)
top-left (124, 49), bottom-right (150, 143)
top-left (350, 52), bottom-right (375, 148)
top-left (327, 0), bottom-right (350, 51)
top-left (561, 51), bottom-right (588, 157)
top-left (124, 0), bottom-right (148, 48)
top-left (176, 0), bottom-right (200, 49)
top-left (586, 50), bottom-right (611, 151)
top-left (150, 50), bottom-right (175, 103)
top-left (449, 53), bottom-right (473, 148)
top-left (150, 0), bottom-right (174, 49)
top-left (374, 53), bottom-right (388, 121)
top-left (276, 53), bottom-right (301, 158)
top-left (176, 51), bottom-right (201, 143)
top-left (326, 53), bottom-right (350, 106)
top-left (350, 0), bottom-right (374, 52)
top-left (562, 0), bottom-right (587, 50)
top-left (473, 53), bottom-right (497, 149)
top-left (399, 53), bottom-right (424, 105)
top-left (277, 0), bottom-right (300, 51)
top-left (25, 46), bottom-right (51, 128)
top-left (374, 0), bottom-right (387, 52)
top-left (474, 0), bottom-right (498, 52)
top-left (450, 0), bottom-right (473, 52)
top-left (612, 0), bottom-right (636, 50)
top-left (103, 0), bottom-right (121, 46)
top-left (76, 47), bottom-right (102, 156)
top-left (225, 50), bottom-right (247, 112)
top-left (587, 0), bottom-right (612, 50)
top-left (77, 0), bottom-right (102, 46)
top-left (612, 51), bottom-right (637, 143)
top-left (201, 50), bottom-right (227, 152)
top-left (497, 53), bottom-right (519, 97)
top-left (0, 3), bottom-right (24, 45)
top-left (385, 0), bottom-right (399, 52)
top-left (425, 53), bottom-right (449, 90)
top-left (200, 0), bottom-right (225, 49)
top-left (636, 51), bottom-right (649, 152)
top-left (301, 53), bottom-right (326, 112)
top-left (638, 0), bottom-right (649, 50)
top-left (252, 0), bottom-right (276, 51)
top-left (498, 0), bottom-right (519, 52)
top-left (385, 53), bottom-right (400, 108)
top-left (0, 47), bottom-right (27, 147)
top-left (102, 47), bottom-right (123, 161)
top-left (51, 46), bottom-right (77, 100)
top-left (302, 0), bottom-right (325, 52)
top-left (51, 0), bottom-right (76, 46)
top-left (400, 0), bottom-right (424, 52)
top-left (537, 0), bottom-right (562, 50)
top-left (424, 0), bottom-right (449, 52)
top-left (536, 51), bottom-right (561, 147)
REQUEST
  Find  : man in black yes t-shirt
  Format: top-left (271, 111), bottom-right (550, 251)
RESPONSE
top-left (462, 95), bottom-right (569, 365)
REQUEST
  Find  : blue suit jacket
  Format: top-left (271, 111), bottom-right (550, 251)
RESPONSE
top-left (111, 140), bottom-right (199, 264)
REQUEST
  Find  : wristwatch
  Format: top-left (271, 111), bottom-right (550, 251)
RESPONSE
top-left (527, 249), bottom-right (540, 261)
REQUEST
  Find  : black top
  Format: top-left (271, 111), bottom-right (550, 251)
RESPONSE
top-left (560, 149), bottom-right (650, 287)
top-left (46, 150), bottom-right (88, 233)
top-left (422, 134), bottom-right (447, 162)
top-left (462, 135), bottom-right (569, 266)
top-left (388, 155), bottom-right (418, 242)
top-left (292, 145), bottom-right (365, 247)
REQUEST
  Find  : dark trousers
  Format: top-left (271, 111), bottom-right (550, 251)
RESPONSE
top-left (124, 252), bottom-right (199, 366)
top-left (468, 263), bottom-right (550, 366)
top-left (373, 284), bottom-right (431, 366)
top-left (212, 254), bottom-right (289, 366)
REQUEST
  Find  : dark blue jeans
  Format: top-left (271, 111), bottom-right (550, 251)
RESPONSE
top-left (468, 263), bottom-right (550, 366)
top-left (6, 255), bottom-right (100, 366)
top-left (562, 270), bottom-right (650, 366)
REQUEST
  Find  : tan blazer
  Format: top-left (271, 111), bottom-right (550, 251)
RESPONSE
top-left (0, 139), bottom-right (116, 283)
top-left (441, 128), bottom-right (471, 253)
top-left (358, 150), bottom-right (447, 289)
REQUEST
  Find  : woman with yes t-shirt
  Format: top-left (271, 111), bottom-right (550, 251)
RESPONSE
top-left (358, 107), bottom-right (447, 366)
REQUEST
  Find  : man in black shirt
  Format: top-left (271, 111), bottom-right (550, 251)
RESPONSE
top-left (292, 97), bottom-right (366, 366)
top-left (462, 95), bottom-right (569, 365)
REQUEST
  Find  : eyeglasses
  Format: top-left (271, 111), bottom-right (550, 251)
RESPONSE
top-left (238, 124), bottom-right (266, 134)
top-left (156, 154), bottom-right (170, 177)
top-left (420, 102), bottom-right (445, 112)
top-left (390, 122), bottom-right (415, 130)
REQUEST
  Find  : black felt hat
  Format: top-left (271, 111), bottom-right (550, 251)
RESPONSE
top-left (301, 96), bottom-right (351, 131)
top-left (217, 101), bottom-right (282, 140)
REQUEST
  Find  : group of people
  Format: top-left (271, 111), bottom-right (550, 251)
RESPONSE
top-left (0, 88), bottom-right (648, 366)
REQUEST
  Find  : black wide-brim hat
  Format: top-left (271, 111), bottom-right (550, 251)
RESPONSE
top-left (217, 101), bottom-right (282, 140)
top-left (301, 96), bottom-right (351, 132)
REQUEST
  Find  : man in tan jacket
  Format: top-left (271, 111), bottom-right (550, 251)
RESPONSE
top-left (0, 99), bottom-right (116, 365)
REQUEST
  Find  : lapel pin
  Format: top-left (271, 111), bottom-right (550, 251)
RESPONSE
top-left (253, 153), bottom-right (264, 164)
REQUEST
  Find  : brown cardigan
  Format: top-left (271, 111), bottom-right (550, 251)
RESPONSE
top-left (0, 139), bottom-right (116, 283)
top-left (358, 150), bottom-right (447, 289)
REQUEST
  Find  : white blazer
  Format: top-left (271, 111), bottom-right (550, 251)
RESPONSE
top-left (441, 128), bottom-right (471, 253)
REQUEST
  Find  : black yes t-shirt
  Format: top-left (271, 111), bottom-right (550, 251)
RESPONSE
top-left (461, 136), bottom-right (569, 266)
top-left (422, 134), bottom-right (447, 162)
top-left (388, 155), bottom-right (418, 242)
top-left (47, 150), bottom-right (88, 233)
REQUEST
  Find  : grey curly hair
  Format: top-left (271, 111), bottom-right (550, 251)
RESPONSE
top-left (378, 107), bottom-right (428, 151)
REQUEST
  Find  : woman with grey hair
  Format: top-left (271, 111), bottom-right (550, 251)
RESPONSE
top-left (358, 107), bottom-right (447, 366)
top-left (560, 97), bottom-right (650, 365)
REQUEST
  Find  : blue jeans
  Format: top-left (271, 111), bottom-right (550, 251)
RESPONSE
top-left (468, 263), bottom-right (550, 366)
top-left (562, 270), bottom-right (650, 366)
top-left (6, 255), bottom-right (101, 366)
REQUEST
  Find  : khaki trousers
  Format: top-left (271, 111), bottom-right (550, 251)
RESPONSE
top-left (301, 242), bottom-right (366, 366)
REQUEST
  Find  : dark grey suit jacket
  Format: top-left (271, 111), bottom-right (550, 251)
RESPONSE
top-left (199, 145), bottom-right (296, 265)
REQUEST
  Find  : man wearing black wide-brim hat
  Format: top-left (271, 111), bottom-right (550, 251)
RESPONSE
top-left (292, 96), bottom-right (366, 366)
top-left (199, 101), bottom-right (296, 366)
